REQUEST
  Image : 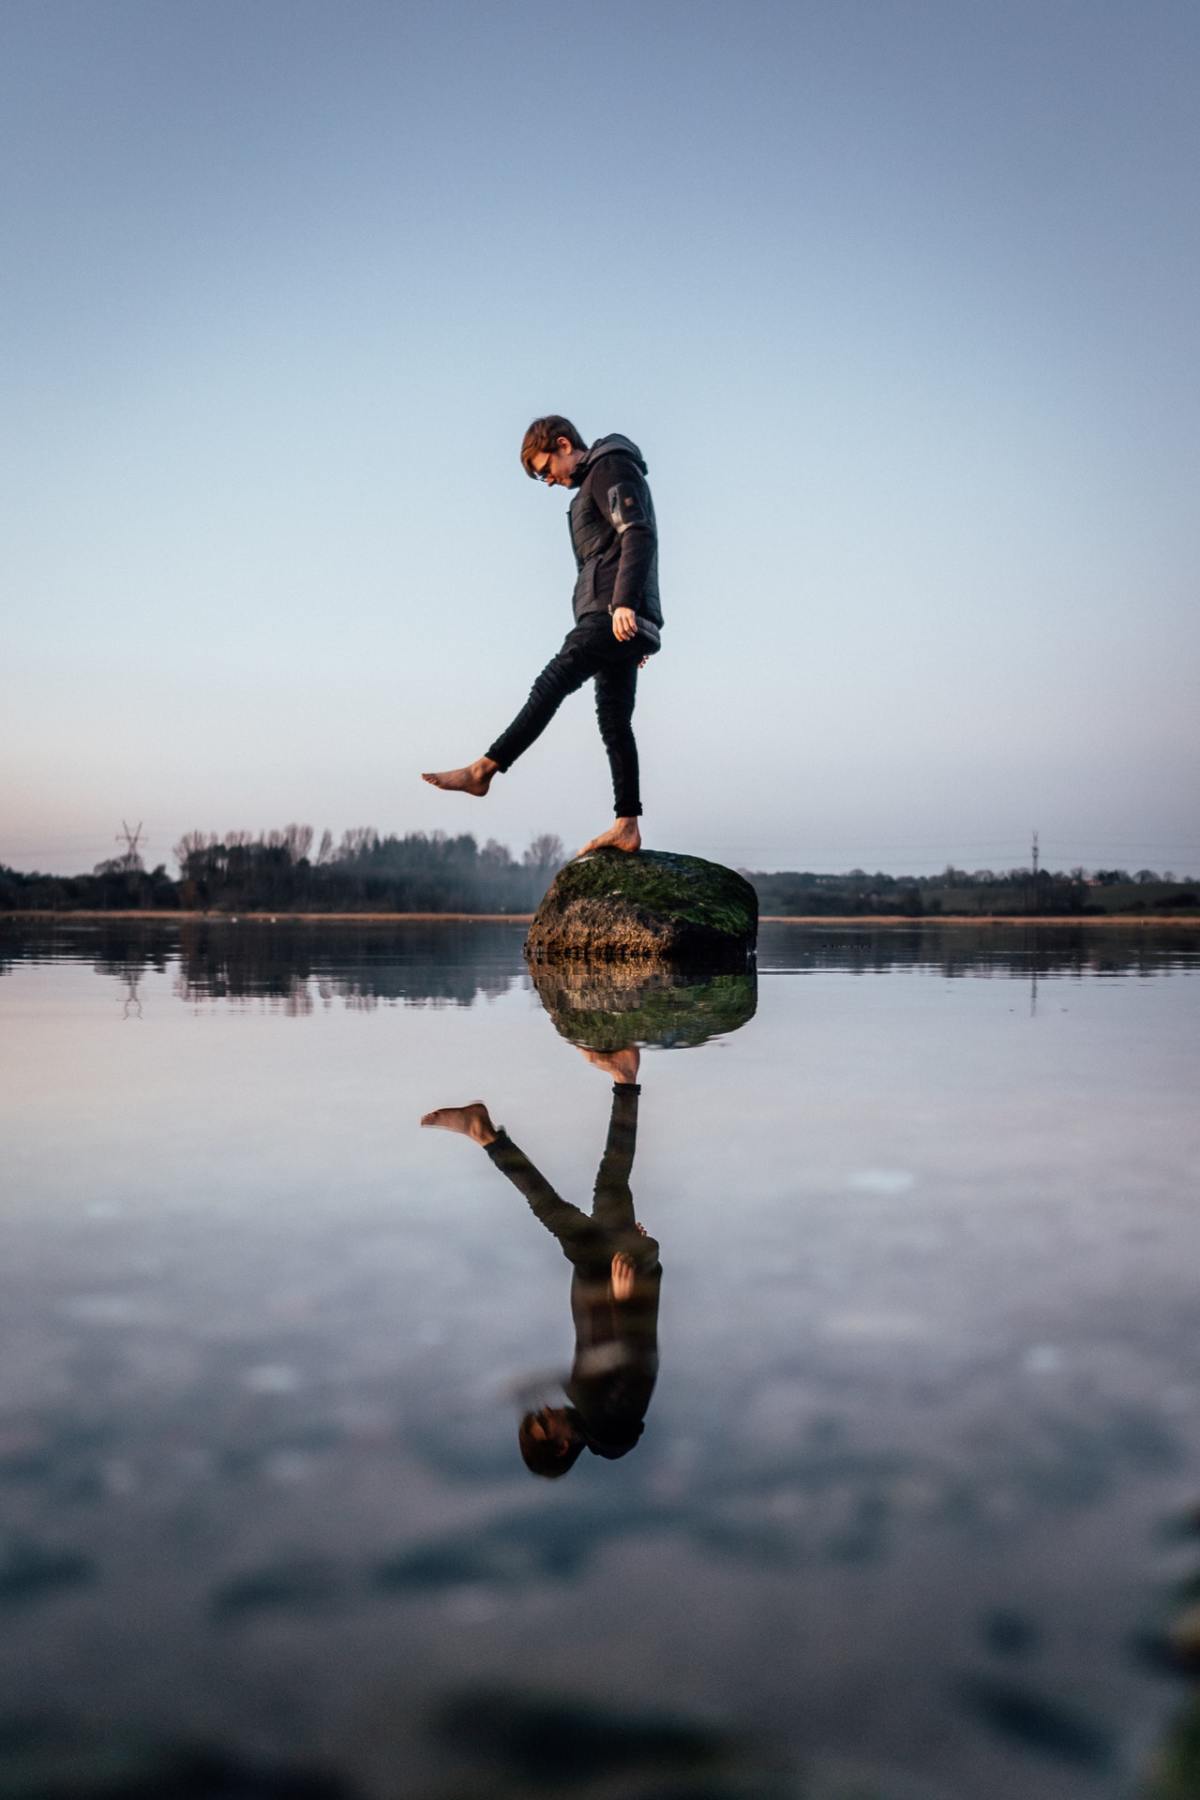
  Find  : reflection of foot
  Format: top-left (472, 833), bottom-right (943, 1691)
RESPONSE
top-left (420, 1103), bottom-right (498, 1147)
top-left (421, 757), bottom-right (498, 796)
top-left (577, 817), bottom-right (641, 856)
top-left (579, 1045), bottom-right (641, 1085)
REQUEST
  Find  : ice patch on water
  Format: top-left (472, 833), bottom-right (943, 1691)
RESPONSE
top-left (60, 1293), bottom-right (158, 1326)
top-left (102, 1458), bottom-right (138, 1496)
top-left (265, 1450), bottom-right (316, 1483)
top-left (242, 1362), bottom-right (301, 1394)
top-left (823, 1309), bottom-right (930, 1341)
top-left (444, 1584), bottom-right (501, 1624)
top-left (847, 1168), bottom-right (916, 1195)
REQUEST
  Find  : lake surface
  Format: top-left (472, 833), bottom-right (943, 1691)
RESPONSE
top-left (2, 919), bottom-right (1199, 1799)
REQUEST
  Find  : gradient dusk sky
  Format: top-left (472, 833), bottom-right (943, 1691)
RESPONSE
top-left (4, 0), bottom-right (1198, 877)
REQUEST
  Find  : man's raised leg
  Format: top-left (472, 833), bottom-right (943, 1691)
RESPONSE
top-left (423, 628), bottom-right (598, 797)
top-left (421, 1104), bottom-right (601, 1258)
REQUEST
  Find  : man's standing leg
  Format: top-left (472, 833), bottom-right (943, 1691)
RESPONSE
top-left (591, 1081), bottom-right (640, 1230)
top-left (595, 652), bottom-right (641, 820)
top-left (577, 644), bottom-right (643, 855)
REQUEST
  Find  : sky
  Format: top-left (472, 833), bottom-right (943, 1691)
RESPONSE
top-left (3, 0), bottom-right (1198, 878)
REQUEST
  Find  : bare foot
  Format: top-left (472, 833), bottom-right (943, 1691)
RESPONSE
top-left (420, 1103), bottom-right (498, 1147)
top-left (579, 1045), bottom-right (641, 1085)
top-left (577, 817), bottom-right (642, 857)
top-left (422, 756), bottom-right (498, 797)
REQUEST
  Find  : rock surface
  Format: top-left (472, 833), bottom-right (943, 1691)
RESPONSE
top-left (525, 848), bottom-right (758, 964)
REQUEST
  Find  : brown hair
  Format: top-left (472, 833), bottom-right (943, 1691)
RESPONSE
top-left (520, 415), bottom-right (586, 479)
top-left (518, 1409), bottom-right (586, 1478)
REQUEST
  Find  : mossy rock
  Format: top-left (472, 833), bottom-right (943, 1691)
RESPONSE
top-left (531, 962), bottom-right (757, 1050)
top-left (525, 849), bottom-right (758, 964)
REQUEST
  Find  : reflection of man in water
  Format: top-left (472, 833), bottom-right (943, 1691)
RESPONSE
top-left (422, 1046), bottom-right (661, 1477)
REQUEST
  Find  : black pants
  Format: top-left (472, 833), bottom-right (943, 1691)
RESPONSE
top-left (485, 1083), bottom-right (654, 1269)
top-left (486, 617), bottom-right (649, 818)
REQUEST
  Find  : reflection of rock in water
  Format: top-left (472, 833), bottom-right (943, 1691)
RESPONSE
top-left (530, 962), bottom-right (757, 1050)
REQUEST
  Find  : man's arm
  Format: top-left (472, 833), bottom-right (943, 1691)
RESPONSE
top-left (594, 457), bottom-right (656, 634)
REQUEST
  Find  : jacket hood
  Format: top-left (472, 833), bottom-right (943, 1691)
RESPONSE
top-left (584, 1420), bottom-right (645, 1458)
top-left (581, 433), bottom-right (647, 475)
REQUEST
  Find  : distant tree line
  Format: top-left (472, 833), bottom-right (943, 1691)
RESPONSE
top-left (0, 825), bottom-right (566, 914)
top-left (750, 864), bottom-right (1197, 917)
top-left (171, 824), bottom-right (566, 913)
top-left (0, 832), bottom-right (1196, 916)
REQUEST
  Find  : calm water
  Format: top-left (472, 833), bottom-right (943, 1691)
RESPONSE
top-left (2, 920), bottom-right (1199, 1800)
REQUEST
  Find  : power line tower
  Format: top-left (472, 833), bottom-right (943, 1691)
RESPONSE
top-left (1029, 830), bottom-right (1041, 1006)
top-left (115, 820), bottom-right (145, 873)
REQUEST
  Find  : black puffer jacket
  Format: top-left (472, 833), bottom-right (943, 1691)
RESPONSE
top-left (567, 434), bottom-right (663, 650)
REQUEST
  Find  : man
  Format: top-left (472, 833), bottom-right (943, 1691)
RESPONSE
top-left (422, 415), bottom-right (663, 857)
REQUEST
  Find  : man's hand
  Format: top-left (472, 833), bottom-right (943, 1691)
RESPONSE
top-left (611, 607), bottom-right (638, 643)
top-left (611, 1251), bottom-right (636, 1302)
top-left (611, 1224), bottom-right (650, 1302)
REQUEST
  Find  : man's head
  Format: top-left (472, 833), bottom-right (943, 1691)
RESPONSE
top-left (521, 415), bottom-right (587, 488)
top-left (518, 1404), bottom-right (586, 1478)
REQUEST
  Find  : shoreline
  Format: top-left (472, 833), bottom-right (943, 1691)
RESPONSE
top-left (2, 910), bottom-right (1198, 928)
top-left (0, 910), bottom-right (534, 923)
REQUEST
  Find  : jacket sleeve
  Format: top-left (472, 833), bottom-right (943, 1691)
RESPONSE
top-left (594, 457), bottom-right (656, 615)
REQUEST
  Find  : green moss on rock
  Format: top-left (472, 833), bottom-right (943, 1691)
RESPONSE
top-left (525, 849), bottom-right (758, 964)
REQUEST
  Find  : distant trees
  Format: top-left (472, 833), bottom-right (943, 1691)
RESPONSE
top-left (167, 824), bottom-right (568, 914)
top-left (750, 864), bottom-right (1194, 918)
top-left (0, 858), bottom-right (175, 912)
top-left (523, 833), bottom-right (565, 871)
top-left (1, 837), bottom-right (1196, 919)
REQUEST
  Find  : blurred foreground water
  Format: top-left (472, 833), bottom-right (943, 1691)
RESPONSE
top-left (1, 919), bottom-right (1199, 1799)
